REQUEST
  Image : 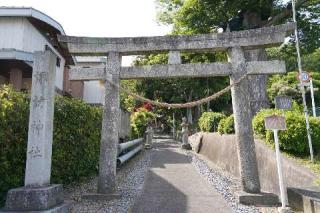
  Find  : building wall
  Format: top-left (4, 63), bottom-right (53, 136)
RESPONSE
top-left (0, 17), bottom-right (65, 90)
top-left (83, 81), bottom-right (105, 104)
top-left (0, 17), bottom-right (24, 50)
top-left (63, 67), bottom-right (84, 99)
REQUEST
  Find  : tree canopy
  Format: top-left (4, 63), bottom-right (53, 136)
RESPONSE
top-left (126, 0), bottom-right (320, 126)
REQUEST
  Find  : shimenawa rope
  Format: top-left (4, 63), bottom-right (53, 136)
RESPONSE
top-left (105, 70), bottom-right (251, 109)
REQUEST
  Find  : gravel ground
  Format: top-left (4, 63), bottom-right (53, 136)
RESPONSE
top-left (63, 150), bottom-right (151, 213)
top-left (187, 151), bottom-right (279, 213)
top-left (63, 138), bottom-right (278, 213)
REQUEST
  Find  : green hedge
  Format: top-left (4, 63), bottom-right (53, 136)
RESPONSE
top-left (218, 115), bottom-right (235, 134)
top-left (131, 108), bottom-right (155, 138)
top-left (198, 112), bottom-right (226, 132)
top-left (253, 108), bottom-right (320, 155)
top-left (0, 86), bottom-right (102, 206)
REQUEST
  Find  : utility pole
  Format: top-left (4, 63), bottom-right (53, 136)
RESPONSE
top-left (292, 0), bottom-right (314, 163)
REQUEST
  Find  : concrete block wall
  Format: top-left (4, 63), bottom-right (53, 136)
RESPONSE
top-left (189, 132), bottom-right (317, 197)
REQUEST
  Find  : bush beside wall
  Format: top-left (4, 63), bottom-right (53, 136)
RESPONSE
top-left (0, 86), bottom-right (102, 206)
top-left (217, 115), bottom-right (235, 134)
top-left (253, 108), bottom-right (320, 155)
top-left (131, 108), bottom-right (155, 138)
top-left (198, 112), bottom-right (226, 132)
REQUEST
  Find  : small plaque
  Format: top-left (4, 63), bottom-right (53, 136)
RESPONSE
top-left (275, 96), bottom-right (292, 110)
top-left (265, 115), bottom-right (286, 130)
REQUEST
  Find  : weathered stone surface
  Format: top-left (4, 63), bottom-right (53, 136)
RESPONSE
top-left (181, 143), bottom-right (192, 150)
top-left (97, 52), bottom-right (121, 194)
top-left (58, 23), bottom-right (295, 55)
top-left (25, 50), bottom-right (56, 187)
top-left (228, 47), bottom-right (261, 193)
top-left (82, 193), bottom-right (121, 201)
top-left (235, 191), bottom-right (279, 206)
top-left (0, 203), bottom-right (70, 213)
top-left (69, 60), bottom-right (285, 81)
top-left (69, 66), bottom-right (105, 80)
top-left (188, 133), bottom-right (203, 153)
top-left (287, 187), bottom-right (320, 211)
top-left (4, 185), bottom-right (63, 211)
top-left (303, 196), bottom-right (320, 213)
top-left (168, 51), bottom-right (181, 64)
top-left (278, 207), bottom-right (293, 213)
top-left (244, 49), bottom-right (270, 116)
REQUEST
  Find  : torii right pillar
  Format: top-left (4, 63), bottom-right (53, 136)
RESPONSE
top-left (228, 47), bottom-right (279, 205)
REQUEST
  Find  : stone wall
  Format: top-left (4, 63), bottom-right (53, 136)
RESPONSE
top-left (189, 132), bottom-right (318, 197)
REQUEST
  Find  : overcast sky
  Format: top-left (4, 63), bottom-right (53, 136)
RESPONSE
top-left (1, 0), bottom-right (172, 37)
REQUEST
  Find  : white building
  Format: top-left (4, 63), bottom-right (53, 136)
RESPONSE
top-left (0, 7), bottom-right (75, 93)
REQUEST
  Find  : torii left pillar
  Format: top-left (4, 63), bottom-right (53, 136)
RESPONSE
top-left (82, 52), bottom-right (122, 200)
top-left (2, 50), bottom-right (69, 213)
top-left (98, 52), bottom-right (121, 194)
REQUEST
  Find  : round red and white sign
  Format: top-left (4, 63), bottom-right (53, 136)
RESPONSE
top-left (297, 71), bottom-right (310, 83)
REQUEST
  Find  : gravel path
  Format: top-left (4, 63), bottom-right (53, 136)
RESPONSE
top-left (64, 150), bottom-right (151, 213)
top-left (63, 137), bottom-right (278, 213)
top-left (187, 152), bottom-right (259, 213)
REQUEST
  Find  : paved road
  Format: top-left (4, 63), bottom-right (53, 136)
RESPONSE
top-left (131, 137), bottom-right (232, 213)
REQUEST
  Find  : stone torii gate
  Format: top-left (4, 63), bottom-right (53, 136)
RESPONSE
top-left (59, 23), bottom-right (295, 203)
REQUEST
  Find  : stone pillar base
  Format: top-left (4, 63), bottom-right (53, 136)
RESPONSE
top-left (181, 143), bottom-right (192, 150)
top-left (235, 191), bottom-right (279, 206)
top-left (278, 207), bottom-right (293, 213)
top-left (82, 193), bottom-right (121, 201)
top-left (1, 184), bottom-right (70, 213)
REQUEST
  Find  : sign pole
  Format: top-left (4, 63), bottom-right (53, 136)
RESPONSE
top-left (292, 0), bottom-right (314, 163)
top-left (265, 114), bottom-right (290, 212)
top-left (173, 113), bottom-right (176, 139)
top-left (310, 79), bottom-right (317, 117)
top-left (273, 129), bottom-right (287, 208)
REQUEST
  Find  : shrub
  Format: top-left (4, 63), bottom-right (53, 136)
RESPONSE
top-left (218, 115), bottom-right (235, 134)
top-left (198, 112), bottom-right (226, 132)
top-left (253, 108), bottom-right (320, 155)
top-left (0, 86), bottom-right (102, 206)
top-left (131, 108), bottom-right (155, 138)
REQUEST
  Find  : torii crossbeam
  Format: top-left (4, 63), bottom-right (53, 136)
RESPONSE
top-left (58, 23), bottom-right (295, 204)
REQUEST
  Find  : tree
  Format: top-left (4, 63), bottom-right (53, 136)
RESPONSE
top-left (155, 0), bottom-right (320, 115)
top-left (134, 53), bottom-right (231, 124)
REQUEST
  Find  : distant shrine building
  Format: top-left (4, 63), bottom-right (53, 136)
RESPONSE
top-left (0, 7), bottom-right (105, 105)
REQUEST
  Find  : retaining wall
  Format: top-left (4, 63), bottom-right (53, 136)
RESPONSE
top-left (189, 132), bottom-right (318, 197)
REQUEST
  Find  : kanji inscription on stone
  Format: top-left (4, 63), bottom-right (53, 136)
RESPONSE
top-left (265, 115), bottom-right (286, 130)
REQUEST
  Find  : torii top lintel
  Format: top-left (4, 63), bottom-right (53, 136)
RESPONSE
top-left (58, 23), bottom-right (296, 56)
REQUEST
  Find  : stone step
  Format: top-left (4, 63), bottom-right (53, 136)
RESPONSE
top-left (287, 186), bottom-right (320, 212)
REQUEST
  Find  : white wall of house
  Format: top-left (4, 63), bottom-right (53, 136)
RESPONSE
top-left (0, 17), bottom-right (65, 90)
top-left (83, 81), bottom-right (105, 105)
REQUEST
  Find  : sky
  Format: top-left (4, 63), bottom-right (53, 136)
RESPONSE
top-left (0, 0), bottom-right (172, 37)
top-left (1, 0), bottom-right (172, 65)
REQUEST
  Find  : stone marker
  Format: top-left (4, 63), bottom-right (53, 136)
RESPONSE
top-left (181, 117), bottom-right (192, 150)
top-left (3, 50), bottom-right (69, 213)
